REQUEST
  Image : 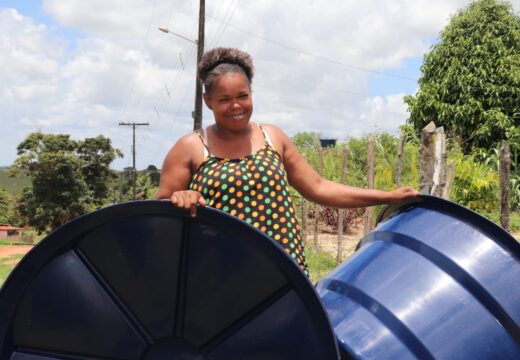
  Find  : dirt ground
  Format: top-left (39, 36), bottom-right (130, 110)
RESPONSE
top-left (307, 220), bottom-right (520, 263)
top-left (0, 245), bottom-right (32, 259)
top-left (304, 219), bottom-right (366, 262)
top-left (0, 245), bottom-right (33, 265)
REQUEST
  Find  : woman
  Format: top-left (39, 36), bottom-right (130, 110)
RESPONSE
top-left (157, 47), bottom-right (418, 276)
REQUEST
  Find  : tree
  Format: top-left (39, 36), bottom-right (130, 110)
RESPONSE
top-left (404, 0), bottom-right (520, 155)
top-left (292, 132), bottom-right (321, 170)
top-left (0, 187), bottom-right (9, 224)
top-left (146, 164), bottom-right (160, 186)
top-left (11, 132), bottom-right (122, 233)
top-left (135, 174), bottom-right (154, 200)
top-left (77, 136), bottom-right (123, 206)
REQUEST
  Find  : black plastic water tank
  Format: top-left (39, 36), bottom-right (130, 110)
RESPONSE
top-left (320, 139), bottom-right (337, 148)
top-left (0, 201), bottom-right (339, 360)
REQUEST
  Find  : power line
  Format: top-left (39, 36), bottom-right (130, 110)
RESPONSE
top-left (212, 0), bottom-right (241, 46)
top-left (205, 0), bottom-right (228, 47)
top-left (122, 0), bottom-right (160, 118)
top-left (207, 0), bottom-right (238, 47)
top-left (206, 13), bottom-right (417, 82)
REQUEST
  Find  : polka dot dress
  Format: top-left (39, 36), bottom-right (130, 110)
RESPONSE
top-left (189, 135), bottom-right (309, 276)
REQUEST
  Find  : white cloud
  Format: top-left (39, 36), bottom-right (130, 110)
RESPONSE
top-left (1, 0), bottom-right (519, 169)
top-left (360, 94), bottom-right (410, 135)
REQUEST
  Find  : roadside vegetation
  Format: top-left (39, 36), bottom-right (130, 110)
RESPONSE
top-left (0, 0), bottom-right (519, 286)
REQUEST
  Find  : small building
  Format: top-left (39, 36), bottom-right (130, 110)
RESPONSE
top-left (0, 224), bottom-right (25, 239)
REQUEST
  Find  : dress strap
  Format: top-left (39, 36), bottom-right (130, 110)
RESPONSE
top-left (258, 124), bottom-right (275, 151)
top-left (195, 128), bottom-right (210, 159)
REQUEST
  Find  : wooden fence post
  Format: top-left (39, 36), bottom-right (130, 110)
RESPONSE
top-left (313, 148), bottom-right (324, 248)
top-left (419, 121), bottom-right (436, 194)
top-left (432, 126), bottom-right (447, 196)
top-left (500, 141), bottom-right (511, 232)
top-left (337, 146), bottom-right (349, 264)
top-left (363, 136), bottom-right (375, 235)
top-left (396, 131), bottom-right (404, 188)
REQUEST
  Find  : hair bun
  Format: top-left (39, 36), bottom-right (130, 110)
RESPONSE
top-left (198, 47), bottom-right (254, 83)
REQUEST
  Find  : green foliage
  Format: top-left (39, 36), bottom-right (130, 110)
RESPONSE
top-left (77, 136), bottom-right (123, 206)
top-left (451, 151), bottom-right (500, 212)
top-left (510, 212), bottom-right (520, 232)
top-left (135, 174), bottom-right (154, 200)
top-left (0, 254), bottom-right (24, 286)
top-left (146, 165), bottom-right (161, 186)
top-left (290, 131), bottom-right (421, 231)
top-left (510, 174), bottom-right (520, 211)
top-left (11, 132), bottom-right (122, 233)
top-left (0, 168), bottom-right (30, 196)
top-left (0, 188), bottom-right (9, 224)
top-left (306, 246), bottom-right (337, 283)
top-left (290, 130), bottom-right (520, 237)
top-left (405, 0), bottom-right (520, 155)
top-left (291, 131), bottom-right (420, 195)
top-left (292, 132), bottom-right (321, 170)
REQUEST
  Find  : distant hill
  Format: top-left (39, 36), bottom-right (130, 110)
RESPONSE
top-left (0, 167), bottom-right (29, 196)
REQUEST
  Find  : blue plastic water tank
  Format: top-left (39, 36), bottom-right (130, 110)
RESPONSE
top-left (317, 195), bottom-right (520, 359)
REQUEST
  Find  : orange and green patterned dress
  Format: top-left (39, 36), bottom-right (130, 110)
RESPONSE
top-left (188, 126), bottom-right (309, 276)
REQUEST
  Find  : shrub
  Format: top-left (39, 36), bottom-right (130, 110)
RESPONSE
top-left (320, 207), bottom-right (364, 232)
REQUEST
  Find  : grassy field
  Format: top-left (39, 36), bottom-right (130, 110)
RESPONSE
top-left (0, 167), bottom-right (29, 196)
top-left (307, 245), bottom-right (338, 283)
top-left (0, 254), bottom-right (23, 286)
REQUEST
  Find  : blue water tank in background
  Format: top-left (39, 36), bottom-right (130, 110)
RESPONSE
top-left (317, 195), bottom-right (520, 359)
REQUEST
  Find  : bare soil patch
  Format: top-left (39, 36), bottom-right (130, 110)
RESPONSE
top-left (304, 219), bottom-right (365, 262)
top-left (0, 245), bottom-right (32, 264)
top-left (311, 221), bottom-right (520, 263)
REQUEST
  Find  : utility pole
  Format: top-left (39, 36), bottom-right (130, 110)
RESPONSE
top-left (193, 0), bottom-right (205, 131)
top-left (119, 122), bottom-right (149, 200)
top-left (158, 0), bottom-right (205, 130)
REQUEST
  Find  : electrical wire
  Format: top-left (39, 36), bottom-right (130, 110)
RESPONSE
top-left (121, 0), bottom-right (160, 120)
top-left (206, 0), bottom-right (236, 47)
top-left (212, 0), bottom-right (241, 46)
top-left (206, 13), bottom-right (417, 82)
top-left (205, 0), bottom-right (227, 48)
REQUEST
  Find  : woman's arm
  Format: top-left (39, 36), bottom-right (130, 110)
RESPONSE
top-left (156, 134), bottom-right (206, 216)
top-left (266, 125), bottom-right (418, 208)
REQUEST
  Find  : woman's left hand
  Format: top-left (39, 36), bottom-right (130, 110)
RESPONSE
top-left (387, 187), bottom-right (420, 204)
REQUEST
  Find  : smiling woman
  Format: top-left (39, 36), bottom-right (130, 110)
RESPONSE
top-left (156, 47), bottom-right (419, 277)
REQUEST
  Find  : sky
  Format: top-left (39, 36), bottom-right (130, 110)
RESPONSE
top-left (1, 0), bottom-right (519, 170)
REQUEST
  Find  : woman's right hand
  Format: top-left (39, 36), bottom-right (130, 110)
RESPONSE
top-left (170, 190), bottom-right (206, 217)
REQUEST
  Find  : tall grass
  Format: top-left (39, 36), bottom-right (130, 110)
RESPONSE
top-left (0, 255), bottom-right (23, 287)
top-left (307, 245), bottom-right (337, 283)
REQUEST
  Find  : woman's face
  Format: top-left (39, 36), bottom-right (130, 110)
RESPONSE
top-left (203, 72), bottom-right (253, 132)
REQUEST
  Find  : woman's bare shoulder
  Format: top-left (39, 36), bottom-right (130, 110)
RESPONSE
top-left (163, 132), bottom-right (205, 168)
top-left (260, 123), bottom-right (281, 133)
top-left (259, 123), bottom-right (291, 152)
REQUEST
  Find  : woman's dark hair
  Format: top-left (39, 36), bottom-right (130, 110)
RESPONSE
top-left (198, 47), bottom-right (254, 93)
